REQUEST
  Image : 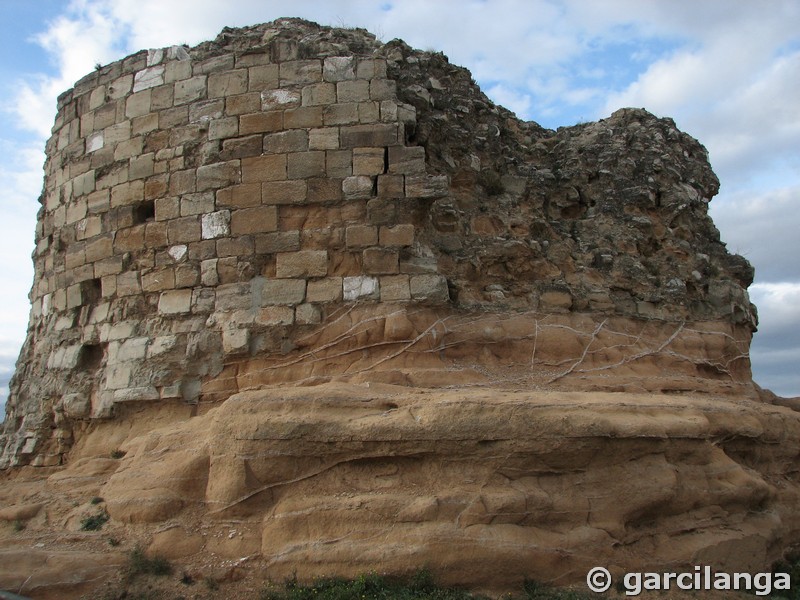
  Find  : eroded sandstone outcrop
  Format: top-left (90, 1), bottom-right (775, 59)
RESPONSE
top-left (0, 18), bottom-right (794, 599)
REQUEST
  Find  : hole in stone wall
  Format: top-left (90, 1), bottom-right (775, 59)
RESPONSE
top-left (80, 278), bottom-right (103, 305)
top-left (133, 200), bottom-right (155, 224)
top-left (383, 146), bottom-right (390, 174)
top-left (77, 343), bottom-right (105, 371)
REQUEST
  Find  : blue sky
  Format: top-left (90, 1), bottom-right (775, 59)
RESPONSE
top-left (1, 0), bottom-right (799, 415)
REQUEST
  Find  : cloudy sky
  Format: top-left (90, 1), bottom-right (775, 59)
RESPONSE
top-left (0, 0), bottom-right (798, 414)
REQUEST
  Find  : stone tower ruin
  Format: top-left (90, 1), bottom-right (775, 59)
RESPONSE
top-left (1, 19), bottom-right (757, 468)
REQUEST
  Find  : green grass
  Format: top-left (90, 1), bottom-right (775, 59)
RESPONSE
top-left (260, 570), bottom-right (488, 600)
top-left (80, 511), bottom-right (109, 531)
top-left (126, 546), bottom-right (173, 579)
top-left (258, 572), bottom-right (600, 600)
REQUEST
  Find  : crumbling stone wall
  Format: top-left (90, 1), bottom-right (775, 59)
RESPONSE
top-left (1, 19), bottom-right (758, 468)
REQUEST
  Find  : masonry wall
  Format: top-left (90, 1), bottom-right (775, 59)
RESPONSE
top-left (9, 35), bottom-right (457, 465)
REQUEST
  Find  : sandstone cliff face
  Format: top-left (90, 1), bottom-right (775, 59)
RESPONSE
top-left (0, 18), bottom-right (791, 600)
top-left (0, 18), bottom-right (756, 469)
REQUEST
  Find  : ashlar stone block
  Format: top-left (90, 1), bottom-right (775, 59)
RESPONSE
top-left (410, 274), bottom-right (450, 304)
top-left (201, 210), bottom-right (231, 239)
top-left (261, 278), bottom-right (306, 305)
top-left (158, 289), bottom-right (192, 314)
top-left (343, 275), bottom-right (379, 301)
top-left (276, 250), bottom-right (328, 278)
top-left (342, 175), bottom-right (374, 200)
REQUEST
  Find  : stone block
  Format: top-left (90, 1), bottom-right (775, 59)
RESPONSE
top-left (323, 56), bottom-right (355, 81)
top-left (264, 130), bottom-right (308, 154)
top-left (309, 127), bottom-right (339, 150)
top-left (194, 54), bottom-right (234, 74)
top-left (142, 269), bottom-right (175, 292)
top-left (201, 210), bottom-right (231, 239)
top-left (370, 78), bottom-right (397, 100)
top-left (358, 102), bottom-right (380, 123)
top-left (221, 135), bottom-right (263, 160)
top-left (208, 69), bottom-right (248, 97)
top-left (129, 152), bottom-right (155, 179)
top-left (158, 289), bottom-right (192, 314)
top-left (377, 174), bottom-right (404, 197)
top-left (262, 180), bottom-right (307, 204)
top-left (150, 84), bottom-right (174, 111)
top-left (241, 154), bottom-right (287, 183)
top-left (113, 387), bottom-right (160, 402)
top-left (230, 206), bottom-right (279, 235)
top-left (169, 169), bottom-right (196, 195)
top-left (307, 277), bottom-right (343, 303)
top-left (380, 275), bottom-right (411, 302)
top-left (261, 89), bottom-right (301, 110)
top-left (125, 89), bottom-right (151, 118)
top-left (167, 216), bottom-right (201, 243)
top-left (256, 306), bottom-right (295, 326)
top-left (215, 282), bottom-right (251, 311)
top-left (239, 111), bottom-right (283, 134)
top-left (340, 123), bottom-right (398, 148)
top-left (62, 393), bottom-right (91, 419)
top-left (175, 264), bottom-right (199, 287)
top-left (363, 247), bottom-right (399, 275)
top-left (225, 92), bottom-right (260, 115)
top-left (133, 65), bottom-right (165, 92)
top-left (117, 337), bottom-right (149, 361)
top-left (209, 116), bottom-right (239, 139)
top-left (116, 271), bottom-right (141, 296)
top-left (326, 150), bottom-right (352, 177)
top-left (261, 278), bottom-right (306, 305)
top-left (174, 75), bottom-right (207, 105)
top-left (201, 259), bottom-right (219, 286)
top-left (380, 224), bottom-right (415, 247)
top-left (197, 160), bottom-right (241, 191)
top-left (356, 58), bottom-right (387, 79)
top-left (302, 82), bottom-right (336, 106)
top-left (342, 175), bottom-right (374, 200)
top-left (346, 225), bottom-right (378, 248)
top-left (284, 106), bottom-right (323, 129)
top-left (410, 274), bottom-right (449, 304)
top-left (189, 99), bottom-right (224, 123)
top-left (388, 145), bottom-right (426, 175)
top-left (405, 174), bottom-right (449, 198)
top-left (254, 231), bottom-right (300, 254)
top-left (216, 183), bottom-right (262, 208)
top-left (276, 250), bottom-right (328, 278)
top-left (86, 131), bottom-right (104, 153)
top-left (248, 64), bottom-right (279, 90)
top-left (155, 196), bottom-right (179, 221)
top-left (145, 221), bottom-right (168, 246)
top-left (353, 147), bottom-right (386, 176)
top-left (343, 275), bottom-right (379, 301)
top-left (222, 326), bottom-right (250, 355)
top-left (307, 178), bottom-right (342, 203)
top-left (85, 234), bottom-right (114, 263)
top-left (110, 180), bottom-right (145, 208)
top-left (323, 103), bottom-right (359, 125)
top-left (287, 151), bottom-right (325, 179)
top-left (296, 303), bottom-right (321, 325)
top-left (337, 80), bottom-right (370, 103)
top-left (279, 60), bottom-right (322, 85)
